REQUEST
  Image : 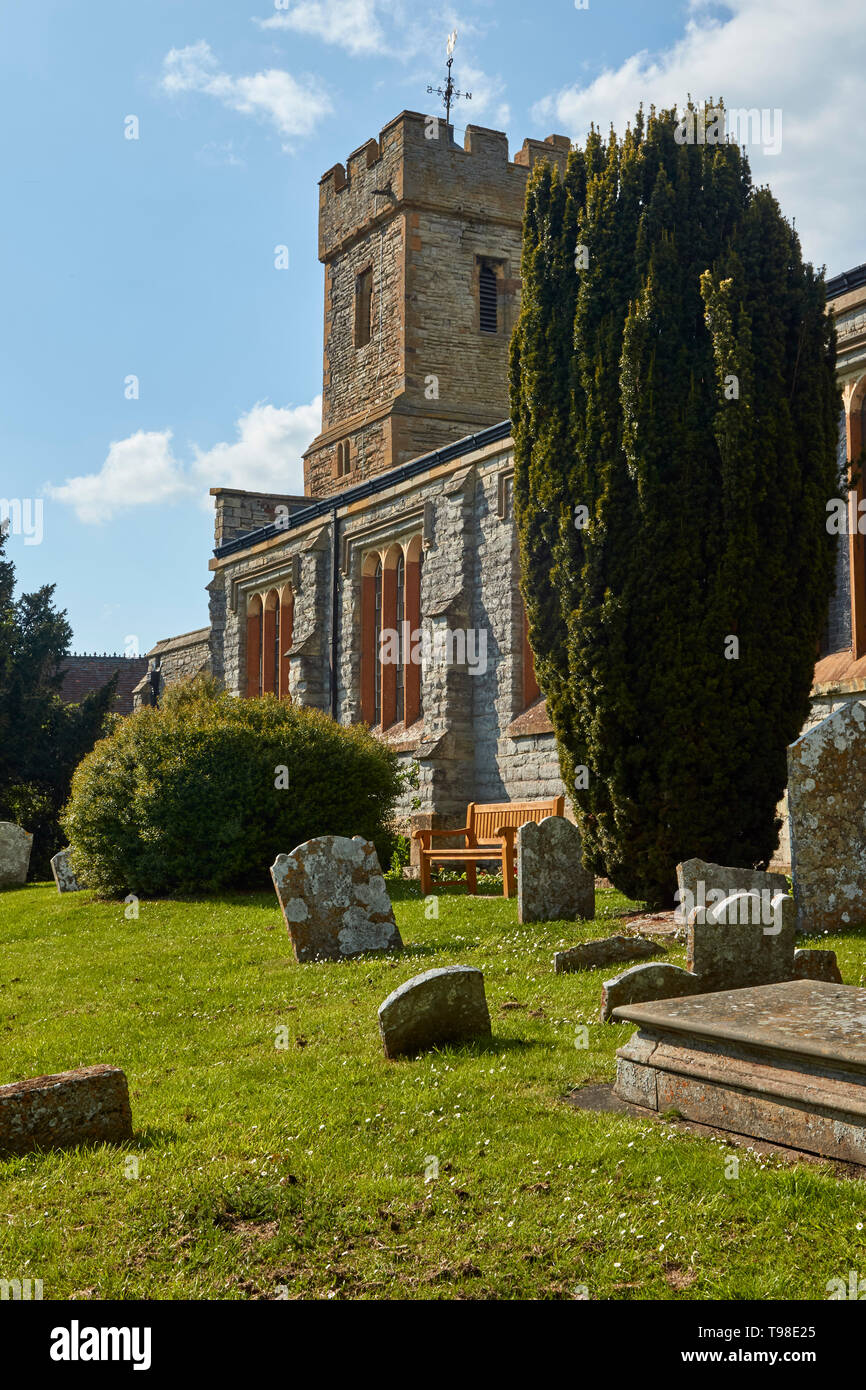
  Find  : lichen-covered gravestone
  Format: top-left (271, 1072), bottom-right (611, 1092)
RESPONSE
top-left (788, 699), bottom-right (866, 933)
top-left (51, 848), bottom-right (83, 894)
top-left (271, 835), bottom-right (402, 963)
top-left (675, 858), bottom-right (788, 924)
top-left (0, 822), bottom-right (33, 887)
top-left (687, 891), bottom-right (796, 990)
top-left (554, 934), bottom-right (663, 975)
top-left (517, 816), bottom-right (594, 924)
top-left (600, 962), bottom-right (704, 1022)
top-left (599, 893), bottom-right (830, 1022)
top-left (378, 965), bottom-right (491, 1058)
top-left (0, 1065), bottom-right (133, 1155)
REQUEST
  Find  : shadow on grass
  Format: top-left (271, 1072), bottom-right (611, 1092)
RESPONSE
top-left (399, 939), bottom-right (481, 958)
top-left (131, 1126), bottom-right (180, 1150)
top-left (393, 1036), bottom-right (546, 1061)
top-left (0, 1127), bottom-right (179, 1166)
top-left (385, 880), bottom-right (510, 903)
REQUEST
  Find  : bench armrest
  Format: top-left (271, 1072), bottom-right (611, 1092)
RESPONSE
top-left (412, 826), bottom-right (469, 841)
top-left (412, 826), bottom-right (470, 850)
top-left (494, 825), bottom-right (517, 851)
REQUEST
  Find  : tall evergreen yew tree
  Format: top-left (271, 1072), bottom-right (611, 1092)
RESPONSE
top-left (511, 105), bottom-right (840, 904)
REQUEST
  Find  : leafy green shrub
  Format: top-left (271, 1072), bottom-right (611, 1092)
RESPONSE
top-left (383, 831), bottom-right (411, 877)
top-left (61, 680), bottom-right (403, 897)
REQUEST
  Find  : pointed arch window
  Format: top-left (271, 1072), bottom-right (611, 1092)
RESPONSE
top-left (395, 554), bottom-right (405, 725)
top-left (373, 560), bottom-right (383, 726)
top-left (279, 586), bottom-right (293, 699)
top-left (361, 539), bottom-right (423, 730)
top-left (246, 595), bottom-right (263, 698)
top-left (262, 592), bottom-right (278, 695)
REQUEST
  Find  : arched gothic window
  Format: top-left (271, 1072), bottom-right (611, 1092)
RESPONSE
top-left (395, 553), bottom-right (405, 725)
top-left (373, 560), bottom-right (383, 726)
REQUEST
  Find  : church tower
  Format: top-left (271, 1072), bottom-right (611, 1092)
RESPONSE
top-left (302, 111), bottom-right (570, 497)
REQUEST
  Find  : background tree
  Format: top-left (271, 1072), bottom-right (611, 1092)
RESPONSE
top-left (0, 524), bottom-right (116, 877)
top-left (511, 103), bottom-right (840, 904)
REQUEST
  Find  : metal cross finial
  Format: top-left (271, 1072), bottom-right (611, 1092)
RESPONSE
top-left (427, 28), bottom-right (471, 127)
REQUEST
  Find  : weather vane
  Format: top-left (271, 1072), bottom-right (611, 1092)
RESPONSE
top-left (427, 29), bottom-right (471, 126)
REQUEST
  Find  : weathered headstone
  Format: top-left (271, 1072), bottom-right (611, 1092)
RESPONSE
top-left (271, 835), bottom-right (402, 963)
top-left (788, 699), bottom-right (866, 933)
top-left (602, 890), bottom-right (837, 1021)
top-left (50, 848), bottom-right (83, 894)
top-left (0, 1065), bottom-right (133, 1155)
top-left (687, 891), bottom-right (796, 990)
top-left (675, 857), bottom-right (788, 924)
top-left (792, 948), bottom-right (843, 984)
top-left (378, 965), bottom-right (491, 1058)
top-left (0, 822), bottom-right (33, 888)
top-left (517, 816), bottom-right (594, 924)
top-left (600, 962), bottom-right (704, 1023)
top-left (555, 934), bottom-right (663, 975)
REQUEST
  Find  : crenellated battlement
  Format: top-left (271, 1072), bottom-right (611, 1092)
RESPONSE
top-left (304, 109), bottom-right (572, 499)
top-left (317, 110), bottom-right (570, 263)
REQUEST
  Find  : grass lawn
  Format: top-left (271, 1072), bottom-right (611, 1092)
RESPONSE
top-left (1, 877), bottom-right (865, 1301)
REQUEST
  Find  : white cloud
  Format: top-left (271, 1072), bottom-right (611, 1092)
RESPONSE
top-left (161, 40), bottom-right (332, 146)
top-left (254, 6), bottom-right (512, 138)
top-left (531, 0), bottom-right (866, 275)
top-left (259, 1), bottom-right (386, 57)
top-left (460, 64), bottom-right (510, 131)
top-left (48, 399), bottom-right (322, 525)
top-left (190, 399), bottom-right (322, 497)
top-left (47, 430), bottom-right (187, 525)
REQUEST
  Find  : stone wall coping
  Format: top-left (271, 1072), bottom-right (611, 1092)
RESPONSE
top-left (146, 627), bottom-right (211, 657)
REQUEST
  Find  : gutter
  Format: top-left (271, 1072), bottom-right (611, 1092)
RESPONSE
top-left (827, 263), bottom-right (866, 300)
top-left (213, 419), bottom-right (512, 560)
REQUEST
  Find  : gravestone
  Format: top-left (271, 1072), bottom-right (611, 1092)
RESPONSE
top-left (687, 891), bottom-right (796, 990)
top-left (792, 949), bottom-right (843, 984)
top-left (0, 822), bottom-right (33, 888)
top-left (51, 848), bottom-right (83, 894)
top-left (555, 934), bottom-right (663, 975)
top-left (378, 965), bottom-right (491, 1058)
top-left (0, 1065), bottom-right (133, 1155)
top-left (601, 892), bottom-right (835, 1021)
top-left (613, 980), bottom-right (866, 1164)
top-left (600, 962), bottom-right (704, 1023)
top-left (675, 858), bottom-right (788, 924)
top-left (517, 816), bottom-right (594, 924)
top-left (788, 699), bottom-right (866, 933)
top-left (271, 835), bottom-right (402, 963)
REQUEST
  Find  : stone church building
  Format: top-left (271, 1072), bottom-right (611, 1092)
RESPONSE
top-left (139, 110), bottom-right (866, 869)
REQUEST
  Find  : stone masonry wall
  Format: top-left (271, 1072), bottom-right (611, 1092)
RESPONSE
top-left (212, 488), bottom-right (311, 548)
top-left (134, 628), bottom-right (211, 709)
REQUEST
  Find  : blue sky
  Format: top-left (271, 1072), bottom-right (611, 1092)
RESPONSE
top-left (2, 0), bottom-right (863, 656)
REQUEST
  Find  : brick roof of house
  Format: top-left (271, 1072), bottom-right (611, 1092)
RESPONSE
top-left (59, 655), bottom-right (149, 715)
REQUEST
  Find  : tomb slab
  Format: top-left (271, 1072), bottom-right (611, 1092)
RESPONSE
top-left (612, 980), bottom-right (866, 1164)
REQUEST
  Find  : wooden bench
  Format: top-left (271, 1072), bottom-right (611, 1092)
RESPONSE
top-left (413, 796), bottom-right (565, 898)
